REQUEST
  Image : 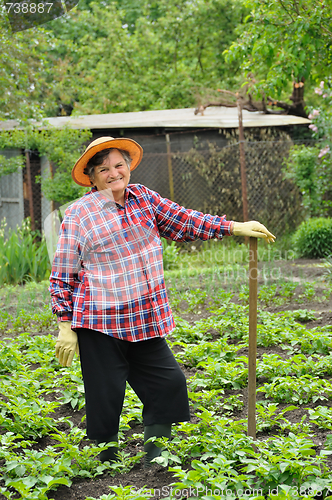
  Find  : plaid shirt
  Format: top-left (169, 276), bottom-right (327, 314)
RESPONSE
top-left (50, 184), bottom-right (233, 341)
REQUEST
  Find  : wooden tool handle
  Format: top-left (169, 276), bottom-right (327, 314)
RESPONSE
top-left (248, 237), bottom-right (257, 439)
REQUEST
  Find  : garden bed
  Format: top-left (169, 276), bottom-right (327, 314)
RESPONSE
top-left (0, 258), bottom-right (332, 500)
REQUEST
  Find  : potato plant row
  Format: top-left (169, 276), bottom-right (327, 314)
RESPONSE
top-left (0, 281), bottom-right (332, 499)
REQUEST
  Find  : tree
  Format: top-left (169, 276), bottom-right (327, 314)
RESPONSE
top-left (283, 82), bottom-right (332, 217)
top-left (29, 0), bottom-right (248, 116)
top-left (0, 0), bottom-right (248, 118)
top-left (0, 14), bottom-right (50, 120)
top-left (224, 0), bottom-right (332, 113)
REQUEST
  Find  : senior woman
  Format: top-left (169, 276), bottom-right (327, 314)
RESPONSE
top-left (50, 136), bottom-right (275, 467)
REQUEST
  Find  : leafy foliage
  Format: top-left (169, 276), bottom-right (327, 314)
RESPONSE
top-left (283, 145), bottom-right (322, 216)
top-left (0, 15), bottom-right (52, 120)
top-left (0, 258), bottom-right (332, 498)
top-left (0, 218), bottom-right (50, 285)
top-left (0, 154), bottom-right (25, 178)
top-left (0, 0), bottom-right (247, 119)
top-left (161, 238), bottom-right (180, 270)
top-left (283, 82), bottom-right (332, 218)
top-left (292, 217), bottom-right (332, 258)
top-left (224, 0), bottom-right (332, 101)
top-left (0, 126), bottom-right (91, 203)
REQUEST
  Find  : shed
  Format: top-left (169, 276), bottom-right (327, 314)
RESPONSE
top-left (0, 106), bottom-right (311, 235)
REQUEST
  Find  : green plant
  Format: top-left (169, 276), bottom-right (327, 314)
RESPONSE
top-left (277, 281), bottom-right (298, 301)
top-left (290, 309), bottom-right (317, 322)
top-left (258, 375), bottom-right (332, 404)
top-left (241, 433), bottom-right (331, 491)
top-left (292, 218), bottom-right (332, 258)
top-left (174, 338), bottom-right (239, 368)
top-left (297, 282), bottom-right (316, 302)
top-left (0, 218), bottom-right (51, 285)
top-left (258, 284), bottom-right (278, 306)
top-left (285, 84), bottom-right (332, 219)
top-left (238, 284), bottom-right (249, 305)
top-left (308, 406), bottom-right (332, 430)
top-left (283, 145), bottom-right (322, 217)
top-left (323, 254), bottom-right (332, 281)
top-left (0, 126), bottom-right (91, 204)
top-left (190, 356), bottom-right (248, 390)
top-left (161, 239), bottom-right (180, 270)
top-left (293, 326), bottom-right (332, 355)
top-left (2, 277), bottom-right (332, 499)
top-left (256, 403), bottom-right (295, 433)
top-left (188, 390), bottom-right (243, 413)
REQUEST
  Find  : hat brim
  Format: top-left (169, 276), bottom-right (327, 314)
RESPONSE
top-left (72, 138), bottom-right (143, 187)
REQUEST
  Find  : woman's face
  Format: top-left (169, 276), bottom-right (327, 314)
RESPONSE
top-left (92, 149), bottom-right (130, 204)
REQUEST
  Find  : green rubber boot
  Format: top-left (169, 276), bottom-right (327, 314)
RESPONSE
top-left (144, 423), bottom-right (172, 468)
top-left (97, 433), bottom-right (119, 462)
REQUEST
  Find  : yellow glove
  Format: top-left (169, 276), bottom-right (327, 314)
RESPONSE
top-left (232, 221), bottom-right (276, 243)
top-left (55, 322), bottom-right (79, 367)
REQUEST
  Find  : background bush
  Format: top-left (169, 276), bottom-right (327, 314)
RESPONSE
top-left (292, 217), bottom-right (332, 258)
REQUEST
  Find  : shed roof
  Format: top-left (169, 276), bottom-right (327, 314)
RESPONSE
top-left (0, 106), bottom-right (310, 131)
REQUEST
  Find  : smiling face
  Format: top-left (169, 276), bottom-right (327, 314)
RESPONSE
top-left (92, 149), bottom-right (130, 205)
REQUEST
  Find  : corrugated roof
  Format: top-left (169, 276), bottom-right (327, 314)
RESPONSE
top-left (0, 106), bottom-right (310, 131)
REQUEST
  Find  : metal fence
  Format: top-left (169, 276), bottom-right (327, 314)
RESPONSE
top-left (0, 137), bottom-right (311, 237)
top-left (130, 138), bottom-right (306, 237)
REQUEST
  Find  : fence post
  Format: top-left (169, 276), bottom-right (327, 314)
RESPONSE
top-left (25, 149), bottom-right (35, 231)
top-left (237, 99), bottom-right (249, 223)
top-left (165, 134), bottom-right (175, 201)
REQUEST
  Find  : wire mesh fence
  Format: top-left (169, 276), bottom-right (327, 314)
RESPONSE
top-left (130, 138), bottom-right (306, 237)
top-left (0, 135), bottom-right (312, 238)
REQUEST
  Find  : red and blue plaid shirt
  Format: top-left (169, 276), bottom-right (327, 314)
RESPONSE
top-left (49, 184), bottom-right (233, 341)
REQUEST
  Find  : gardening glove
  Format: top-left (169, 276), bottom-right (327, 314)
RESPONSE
top-left (232, 221), bottom-right (276, 243)
top-left (55, 322), bottom-right (79, 367)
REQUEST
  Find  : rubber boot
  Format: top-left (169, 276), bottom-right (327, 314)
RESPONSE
top-left (97, 433), bottom-right (119, 462)
top-left (144, 423), bottom-right (172, 468)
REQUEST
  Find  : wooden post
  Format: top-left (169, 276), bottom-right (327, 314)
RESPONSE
top-left (165, 134), bottom-right (175, 201)
top-left (25, 149), bottom-right (35, 231)
top-left (237, 99), bottom-right (248, 223)
top-left (248, 237), bottom-right (257, 439)
top-left (49, 160), bottom-right (55, 214)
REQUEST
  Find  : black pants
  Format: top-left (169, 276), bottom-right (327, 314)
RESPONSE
top-left (77, 329), bottom-right (190, 442)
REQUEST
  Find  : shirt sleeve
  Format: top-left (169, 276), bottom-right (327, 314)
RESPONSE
top-left (49, 210), bottom-right (86, 322)
top-left (145, 187), bottom-right (233, 241)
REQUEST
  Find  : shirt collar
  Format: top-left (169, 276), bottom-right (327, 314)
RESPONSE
top-left (84, 185), bottom-right (138, 209)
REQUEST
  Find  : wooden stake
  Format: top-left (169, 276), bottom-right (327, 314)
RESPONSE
top-left (248, 237), bottom-right (257, 439)
top-left (165, 134), bottom-right (174, 201)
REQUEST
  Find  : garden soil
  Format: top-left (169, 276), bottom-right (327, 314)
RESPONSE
top-left (0, 258), bottom-right (331, 500)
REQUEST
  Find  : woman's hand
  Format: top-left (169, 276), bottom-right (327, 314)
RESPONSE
top-left (55, 322), bottom-right (79, 367)
top-left (232, 221), bottom-right (276, 243)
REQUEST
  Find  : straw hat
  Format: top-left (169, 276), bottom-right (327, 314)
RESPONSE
top-left (72, 136), bottom-right (143, 187)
